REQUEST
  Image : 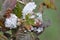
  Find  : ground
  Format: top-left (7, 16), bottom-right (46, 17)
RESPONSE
top-left (0, 0), bottom-right (60, 40)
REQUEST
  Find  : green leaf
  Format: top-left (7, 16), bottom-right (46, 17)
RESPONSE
top-left (13, 2), bottom-right (25, 18)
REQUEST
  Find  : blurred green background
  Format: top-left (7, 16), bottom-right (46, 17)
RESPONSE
top-left (34, 0), bottom-right (60, 40)
top-left (0, 0), bottom-right (60, 40)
